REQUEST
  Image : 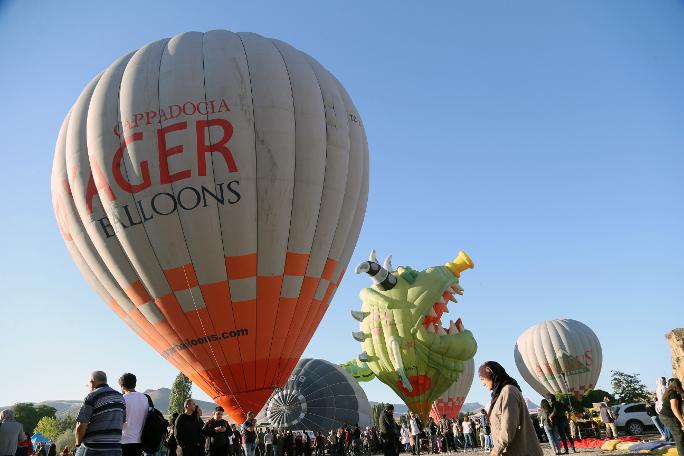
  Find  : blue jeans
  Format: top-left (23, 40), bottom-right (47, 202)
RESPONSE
top-left (75, 446), bottom-right (122, 456)
top-left (652, 416), bottom-right (673, 441)
top-left (463, 433), bottom-right (474, 451)
top-left (553, 420), bottom-right (574, 452)
top-left (244, 443), bottom-right (256, 456)
top-left (543, 425), bottom-right (560, 453)
top-left (660, 415), bottom-right (684, 456)
top-left (485, 435), bottom-right (493, 451)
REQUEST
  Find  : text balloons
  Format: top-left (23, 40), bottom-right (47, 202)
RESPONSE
top-left (257, 358), bottom-right (371, 431)
top-left (430, 358), bottom-right (474, 421)
top-left (514, 319), bottom-right (602, 398)
top-left (51, 30), bottom-right (368, 422)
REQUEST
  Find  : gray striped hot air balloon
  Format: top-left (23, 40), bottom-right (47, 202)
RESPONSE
top-left (51, 30), bottom-right (369, 423)
top-left (256, 358), bottom-right (371, 430)
top-left (514, 319), bottom-right (602, 398)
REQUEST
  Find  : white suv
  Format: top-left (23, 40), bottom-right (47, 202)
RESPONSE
top-left (612, 403), bottom-right (655, 436)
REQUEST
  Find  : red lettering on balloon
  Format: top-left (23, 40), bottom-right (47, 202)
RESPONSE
top-left (52, 194), bottom-right (72, 241)
top-left (196, 118), bottom-right (237, 175)
top-left (85, 161), bottom-right (117, 214)
top-left (196, 101), bottom-right (208, 116)
top-left (112, 132), bottom-right (151, 193)
top-left (158, 122), bottom-right (191, 184)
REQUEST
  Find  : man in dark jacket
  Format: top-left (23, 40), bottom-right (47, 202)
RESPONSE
top-left (379, 405), bottom-right (396, 456)
top-left (230, 425), bottom-right (241, 456)
top-left (175, 399), bottom-right (202, 456)
top-left (202, 407), bottom-right (230, 456)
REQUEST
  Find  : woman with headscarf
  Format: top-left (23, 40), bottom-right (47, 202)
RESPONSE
top-left (658, 378), bottom-right (684, 456)
top-left (478, 361), bottom-right (543, 456)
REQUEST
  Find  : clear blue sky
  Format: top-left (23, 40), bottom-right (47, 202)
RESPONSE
top-left (1, 0), bottom-right (682, 408)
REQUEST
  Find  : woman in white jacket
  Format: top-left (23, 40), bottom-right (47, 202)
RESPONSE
top-left (401, 425), bottom-right (411, 452)
top-left (478, 361), bottom-right (543, 456)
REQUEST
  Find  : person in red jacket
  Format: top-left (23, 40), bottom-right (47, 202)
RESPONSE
top-left (17, 433), bottom-right (33, 456)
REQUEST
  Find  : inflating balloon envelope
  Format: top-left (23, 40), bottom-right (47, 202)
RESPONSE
top-left (430, 358), bottom-right (474, 421)
top-left (51, 30), bottom-right (368, 422)
top-left (514, 319), bottom-right (602, 399)
top-left (342, 251), bottom-right (477, 420)
top-left (256, 358), bottom-right (371, 431)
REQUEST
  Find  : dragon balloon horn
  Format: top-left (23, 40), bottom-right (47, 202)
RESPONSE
top-left (341, 250), bottom-right (477, 420)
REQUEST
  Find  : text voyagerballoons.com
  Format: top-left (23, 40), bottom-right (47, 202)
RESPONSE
top-left (51, 30), bottom-right (369, 422)
top-left (514, 319), bottom-right (602, 399)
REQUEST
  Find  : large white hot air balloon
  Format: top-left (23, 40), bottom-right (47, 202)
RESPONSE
top-left (514, 319), bottom-right (602, 398)
top-left (430, 358), bottom-right (474, 421)
top-left (51, 30), bottom-right (369, 423)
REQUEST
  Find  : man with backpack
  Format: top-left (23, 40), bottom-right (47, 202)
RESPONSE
top-left (119, 373), bottom-right (168, 456)
top-left (119, 373), bottom-right (148, 456)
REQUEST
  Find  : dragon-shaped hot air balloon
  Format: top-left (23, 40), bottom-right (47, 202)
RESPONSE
top-left (342, 250), bottom-right (477, 420)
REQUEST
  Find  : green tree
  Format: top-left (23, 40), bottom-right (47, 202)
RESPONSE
top-left (371, 403), bottom-right (386, 428)
top-left (35, 416), bottom-right (60, 441)
top-left (55, 429), bottom-right (76, 451)
top-left (610, 370), bottom-right (650, 404)
top-left (56, 415), bottom-right (77, 435)
top-left (553, 393), bottom-right (582, 411)
top-left (581, 389), bottom-right (616, 408)
top-left (168, 372), bottom-right (192, 415)
top-left (12, 403), bottom-right (57, 434)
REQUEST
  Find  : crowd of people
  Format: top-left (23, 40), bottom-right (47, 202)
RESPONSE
top-left (533, 376), bottom-right (684, 456)
top-left (2, 367), bottom-right (683, 456)
top-left (375, 362), bottom-right (543, 456)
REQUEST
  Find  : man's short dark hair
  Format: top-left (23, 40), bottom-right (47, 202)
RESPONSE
top-left (215, 406), bottom-right (224, 412)
top-left (118, 373), bottom-right (137, 389)
top-left (385, 404), bottom-right (394, 411)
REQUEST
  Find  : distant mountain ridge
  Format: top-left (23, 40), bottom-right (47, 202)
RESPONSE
top-left (1, 388), bottom-right (218, 419)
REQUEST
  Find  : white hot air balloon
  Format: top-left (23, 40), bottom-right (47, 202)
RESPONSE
top-left (51, 30), bottom-right (369, 423)
top-left (430, 358), bottom-right (474, 421)
top-left (514, 319), bottom-right (602, 398)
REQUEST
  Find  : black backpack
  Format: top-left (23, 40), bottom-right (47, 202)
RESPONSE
top-left (142, 394), bottom-right (168, 453)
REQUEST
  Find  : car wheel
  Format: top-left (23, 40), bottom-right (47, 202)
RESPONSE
top-left (626, 420), bottom-right (644, 435)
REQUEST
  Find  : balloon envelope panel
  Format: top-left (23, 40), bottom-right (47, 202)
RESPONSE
top-left (258, 359), bottom-right (371, 431)
top-left (51, 30), bottom-right (368, 423)
top-left (430, 358), bottom-right (474, 421)
top-left (514, 319), bottom-right (602, 398)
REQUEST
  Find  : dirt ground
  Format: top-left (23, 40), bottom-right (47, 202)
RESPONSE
top-left (439, 445), bottom-right (633, 455)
